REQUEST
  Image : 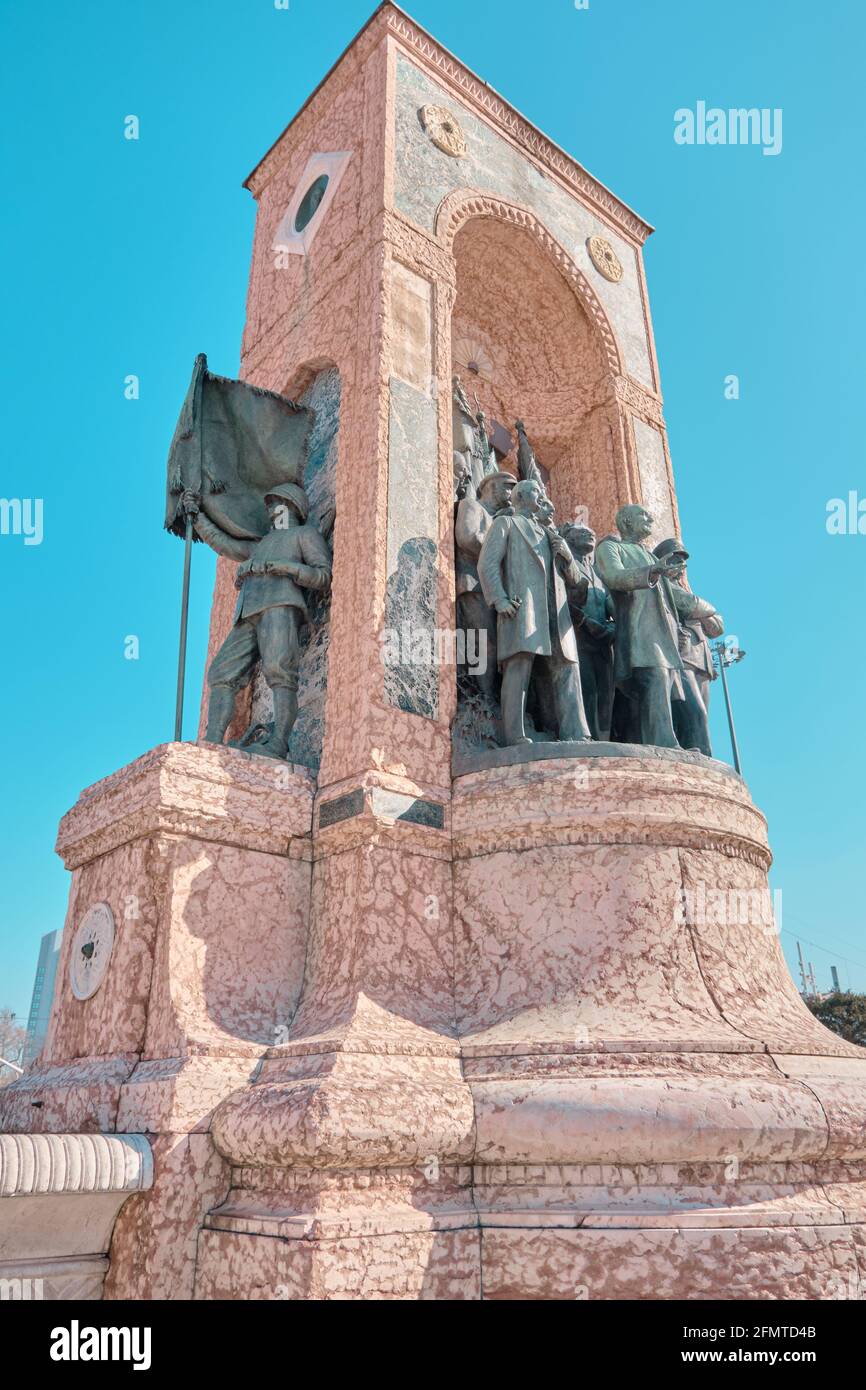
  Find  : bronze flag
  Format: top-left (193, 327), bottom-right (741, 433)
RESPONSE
top-left (165, 354), bottom-right (313, 542)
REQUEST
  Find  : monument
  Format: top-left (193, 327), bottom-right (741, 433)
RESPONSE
top-left (2, 2), bottom-right (865, 1302)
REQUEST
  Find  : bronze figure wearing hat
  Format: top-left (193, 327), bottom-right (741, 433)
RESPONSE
top-left (653, 537), bottom-right (724, 757)
top-left (454, 469), bottom-right (517, 699)
top-left (181, 482), bottom-right (331, 760)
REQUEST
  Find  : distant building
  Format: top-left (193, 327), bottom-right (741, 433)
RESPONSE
top-left (24, 930), bottom-right (62, 1065)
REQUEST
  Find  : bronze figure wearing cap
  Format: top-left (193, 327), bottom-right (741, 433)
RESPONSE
top-left (181, 483), bottom-right (331, 760)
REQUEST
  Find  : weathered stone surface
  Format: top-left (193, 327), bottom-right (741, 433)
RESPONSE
top-left (481, 1225), bottom-right (865, 1301)
top-left (1, 743), bottom-right (315, 1301)
top-left (103, 1133), bottom-right (229, 1301)
top-left (196, 1225), bottom-right (480, 1301)
top-left (56, 741), bottom-right (314, 868)
top-left (394, 56), bottom-right (655, 390)
top-left (199, 754), bottom-right (866, 1299)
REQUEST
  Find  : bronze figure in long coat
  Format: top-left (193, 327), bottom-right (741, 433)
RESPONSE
top-left (596, 505), bottom-right (716, 750)
top-left (478, 480), bottom-right (591, 746)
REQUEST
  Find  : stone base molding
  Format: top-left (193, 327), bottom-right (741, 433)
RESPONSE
top-left (0, 1133), bottom-right (152, 1300)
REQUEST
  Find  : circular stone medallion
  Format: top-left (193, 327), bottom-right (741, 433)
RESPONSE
top-left (587, 234), bottom-right (624, 283)
top-left (69, 901), bottom-right (115, 1000)
top-left (419, 104), bottom-right (467, 158)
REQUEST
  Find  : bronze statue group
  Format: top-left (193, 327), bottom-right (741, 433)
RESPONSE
top-left (453, 379), bottom-right (724, 756)
top-left (180, 372), bottom-right (724, 765)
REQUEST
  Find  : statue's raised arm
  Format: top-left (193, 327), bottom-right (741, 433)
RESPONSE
top-left (180, 490), bottom-right (255, 563)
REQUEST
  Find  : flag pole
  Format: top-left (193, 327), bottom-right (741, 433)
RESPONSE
top-left (173, 354), bottom-right (206, 741)
top-left (174, 508), bottom-right (194, 741)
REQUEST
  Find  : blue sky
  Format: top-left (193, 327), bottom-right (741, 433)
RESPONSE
top-left (2, 0), bottom-right (864, 1022)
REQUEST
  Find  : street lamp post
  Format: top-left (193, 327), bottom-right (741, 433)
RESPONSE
top-left (713, 639), bottom-right (746, 775)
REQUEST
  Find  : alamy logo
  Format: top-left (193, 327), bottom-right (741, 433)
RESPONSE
top-left (826, 491), bottom-right (866, 535)
top-left (49, 1321), bottom-right (152, 1371)
top-left (674, 102), bottom-right (782, 156)
top-left (380, 624), bottom-right (487, 675)
top-left (0, 497), bottom-right (43, 545)
top-left (675, 883), bottom-right (782, 933)
top-left (0, 1277), bottom-right (44, 1300)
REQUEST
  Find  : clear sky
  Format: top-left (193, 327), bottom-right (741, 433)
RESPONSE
top-left (2, 0), bottom-right (864, 1023)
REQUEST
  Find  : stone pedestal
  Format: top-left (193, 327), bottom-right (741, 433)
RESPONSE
top-left (190, 750), bottom-right (866, 1300)
top-left (450, 753), bottom-right (866, 1299)
top-left (4, 742), bottom-right (864, 1299)
top-left (0, 741), bottom-right (315, 1300)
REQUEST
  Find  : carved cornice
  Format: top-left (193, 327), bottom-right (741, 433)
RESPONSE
top-left (453, 821), bottom-right (773, 872)
top-left (56, 742), bottom-right (315, 870)
top-left (435, 191), bottom-right (623, 378)
top-left (383, 208), bottom-right (456, 286)
top-left (470, 1158), bottom-right (866, 1185)
top-left (451, 755), bottom-right (772, 870)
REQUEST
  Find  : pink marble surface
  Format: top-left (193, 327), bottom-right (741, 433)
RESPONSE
top-left (0, 1057), bottom-right (136, 1135)
top-left (470, 1072), bottom-right (830, 1167)
top-left (452, 755), bottom-right (770, 866)
top-left (455, 843), bottom-right (746, 1045)
top-left (56, 742), bottom-right (314, 869)
top-left (141, 835), bottom-right (309, 1057)
top-left (212, 1045), bottom-right (474, 1171)
top-left (289, 844), bottom-right (456, 1040)
top-left (8, 737), bottom-right (865, 1301)
top-left (2, 743), bottom-right (318, 1300)
top-left (116, 1058), bottom-right (261, 1136)
top-left (44, 836), bottom-right (156, 1064)
top-left (36, 745), bottom-right (316, 1075)
top-left (200, 754), bottom-right (866, 1298)
top-left (103, 1134), bottom-right (230, 1301)
top-left (680, 847), bottom-right (857, 1056)
top-left (195, 1226), bottom-right (480, 1301)
top-left (481, 1224), bottom-right (866, 1300)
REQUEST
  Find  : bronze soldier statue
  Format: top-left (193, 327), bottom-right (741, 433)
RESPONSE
top-left (182, 482), bottom-right (331, 760)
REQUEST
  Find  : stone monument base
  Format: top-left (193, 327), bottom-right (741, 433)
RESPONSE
top-left (196, 751), bottom-right (866, 1299)
top-left (3, 744), bottom-right (865, 1299)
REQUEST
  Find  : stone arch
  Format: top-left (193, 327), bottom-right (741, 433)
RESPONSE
top-left (436, 190), bottom-right (634, 538)
top-left (435, 190), bottom-right (623, 379)
top-left (283, 355), bottom-right (340, 404)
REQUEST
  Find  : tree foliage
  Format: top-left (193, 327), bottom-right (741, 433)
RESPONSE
top-left (806, 992), bottom-right (866, 1047)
